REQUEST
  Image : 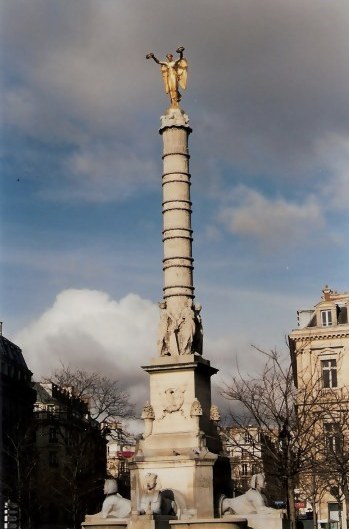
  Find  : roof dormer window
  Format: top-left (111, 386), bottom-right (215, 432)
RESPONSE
top-left (321, 309), bottom-right (332, 327)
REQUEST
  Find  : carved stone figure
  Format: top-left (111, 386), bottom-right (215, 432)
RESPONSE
top-left (193, 303), bottom-right (203, 355)
top-left (89, 479), bottom-right (131, 520)
top-left (220, 473), bottom-right (276, 516)
top-left (157, 301), bottom-right (170, 356)
top-left (146, 47), bottom-right (188, 108)
top-left (138, 473), bottom-right (179, 517)
top-left (168, 308), bottom-right (182, 355)
top-left (138, 473), bottom-right (162, 515)
top-left (157, 301), bottom-right (180, 356)
top-left (175, 299), bottom-right (196, 355)
top-left (141, 402), bottom-right (155, 438)
top-left (157, 299), bottom-right (203, 356)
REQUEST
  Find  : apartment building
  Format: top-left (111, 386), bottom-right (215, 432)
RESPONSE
top-left (0, 328), bottom-right (36, 513)
top-left (31, 382), bottom-right (107, 528)
top-left (289, 286), bottom-right (349, 529)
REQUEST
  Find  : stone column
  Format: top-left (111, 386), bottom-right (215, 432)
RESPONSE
top-left (160, 108), bottom-right (193, 318)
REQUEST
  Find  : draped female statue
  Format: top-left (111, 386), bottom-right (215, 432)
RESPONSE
top-left (146, 47), bottom-right (188, 108)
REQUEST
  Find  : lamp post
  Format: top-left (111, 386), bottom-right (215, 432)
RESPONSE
top-left (294, 488), bottom-right (300, 525)
top-left (279, 421), bottom-right (296, 529)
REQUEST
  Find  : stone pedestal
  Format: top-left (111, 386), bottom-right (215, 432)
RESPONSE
top-left (141, 355), bottom-right (221, 453)
top-left (170, 518), bottom-right (248, 529)
top-left (81, 517), bottom-right (128, 529)
top-left (130, 354), bottom-right (230, 519)
top-left (245, 512), bottom-right (284, 529)
top-left (222, 512), bottom-right (284, 529)
top-left (128, 514), bottom-right (177, 529)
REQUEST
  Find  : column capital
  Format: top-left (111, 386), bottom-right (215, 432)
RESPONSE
top-left (160, 108), bottom-right (192, 133)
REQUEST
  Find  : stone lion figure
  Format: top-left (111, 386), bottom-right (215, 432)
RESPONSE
top-left (138, 472), bottom-right (186, 518)
top-left (88, 479), bottom-right (131, 520)
top-left (220, 473), bottom-right (275, 516)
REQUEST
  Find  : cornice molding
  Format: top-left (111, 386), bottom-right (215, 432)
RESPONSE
top-left (290, 330), bottom-right (349, 342)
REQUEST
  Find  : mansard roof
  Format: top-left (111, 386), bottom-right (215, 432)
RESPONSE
top-left (0, 334), bottom-right (32, 374)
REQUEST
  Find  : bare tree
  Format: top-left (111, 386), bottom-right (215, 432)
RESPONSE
top-left (3, 421), bottom-right (38, 529)
top-left (32, 366), bottom-right (135, 528)
top-left (315, 388), bottom-right (349, 529)
top-left (221, 348), bottom-right (324, 529)
top-left (46, 363), bottom-right (135, 430)
top-left (298, 463), bottom-right (329, 529)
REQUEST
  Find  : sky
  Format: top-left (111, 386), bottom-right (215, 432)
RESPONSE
top-left (1, 0), bottom-right (349, 421)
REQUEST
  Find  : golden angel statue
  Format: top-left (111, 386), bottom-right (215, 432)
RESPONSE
top-left (146, 47), bottom-right (188, 108)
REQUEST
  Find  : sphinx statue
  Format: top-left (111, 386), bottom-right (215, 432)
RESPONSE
top-left (87, 478), bottom-right (131, 520)
top-left (220, 473), bottom-right (276, 516)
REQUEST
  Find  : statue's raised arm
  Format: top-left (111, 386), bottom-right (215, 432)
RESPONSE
top-left (146, 47), bottom-right (188, 108)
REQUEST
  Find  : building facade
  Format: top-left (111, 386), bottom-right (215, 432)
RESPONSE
top-left (222, 426), bottom-right (263, 493)
top-left (289, 286), bottom-right (349, 529)
top-left (0, 329), bottom-right (36, 520)
top-left (222, 425), bottom-right (283, 507)
top-left (31, 382), bottom-right (107, 529)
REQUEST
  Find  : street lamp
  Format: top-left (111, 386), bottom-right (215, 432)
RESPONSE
top-left (294, 488), bottom-right (300, 523)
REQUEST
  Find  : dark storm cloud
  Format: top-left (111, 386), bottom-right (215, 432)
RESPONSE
top-left (2, 0), bottom-right (349, 187)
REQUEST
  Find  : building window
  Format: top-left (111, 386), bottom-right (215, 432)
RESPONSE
top-left (324, 423), bottom-right (341, 454)
top-left (241, 463), bottom-right (249, 476)
top-left (244, 432), bottom-right (253, 444)
top-left (241, 449), bottom-right (249, 460)
top-left (321, 310), bottom-right (332, 326)
top-left (49, 451), bottom-right (59, 468)
top-left (251, 464), bottom-right (258, 475)
top-left (328, 502), bottom-right (340, 522)
top-left (321, 359), bottom-right (337, 388)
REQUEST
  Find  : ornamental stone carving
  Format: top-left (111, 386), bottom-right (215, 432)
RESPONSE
top-left (159, 387), bottom-right (186, 419)
top-left (190, 398), bottom-right (203, 417)
top-left (141, 402), bottom-right (155, 420)
top-left (157, 299), bottom-right (203, 356)
top-left (141, 402), bottom-right (155, 438)
top-left (210, 404), bottom-right (221, 423)
top-left (160, 108), bottom-right (190, 128)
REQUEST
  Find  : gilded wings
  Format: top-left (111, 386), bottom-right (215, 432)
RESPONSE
top-left (161, 57), bottom-right (188, 94)
top-left (177, 58), bottom-right (188, 90)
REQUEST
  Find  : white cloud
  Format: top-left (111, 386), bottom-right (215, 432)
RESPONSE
top-left (14, 289), bottom-right (158, 407)
top-left (11, 286), bottom-right (284, 416)
top-left (12, 288), bottom-right (257, 418)
top-left (218, 186), bottom-right (325, 247)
